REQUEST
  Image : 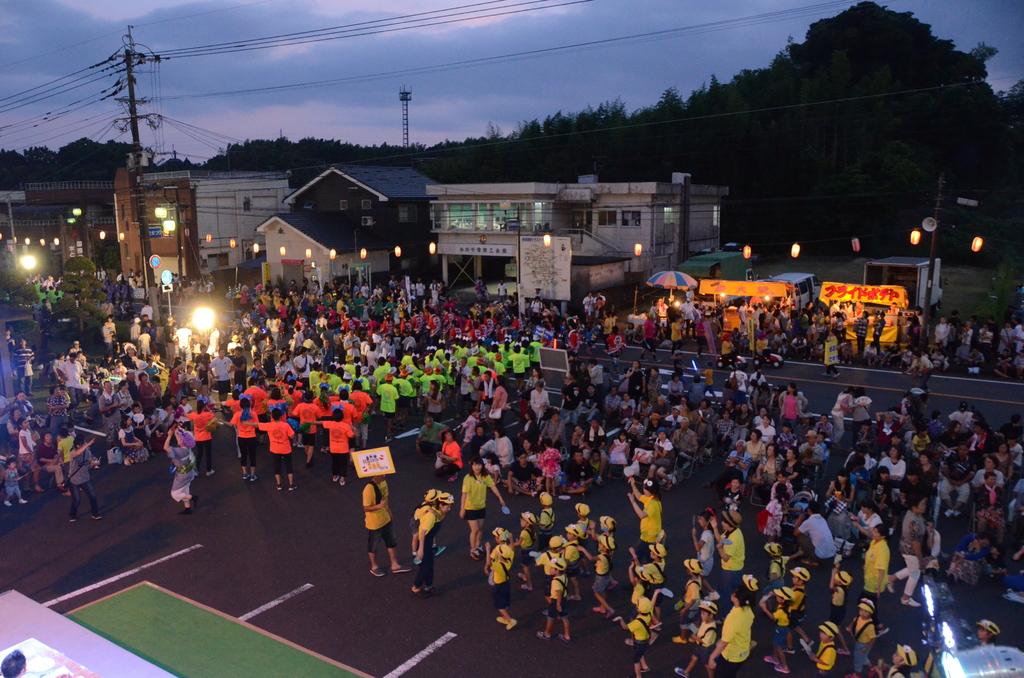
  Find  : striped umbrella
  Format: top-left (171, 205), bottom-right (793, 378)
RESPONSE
top-left (645, 270), bottom-right (699, 289)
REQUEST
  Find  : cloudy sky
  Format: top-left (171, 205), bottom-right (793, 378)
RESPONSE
top-left (1, 0), bottom-right (1021, 161)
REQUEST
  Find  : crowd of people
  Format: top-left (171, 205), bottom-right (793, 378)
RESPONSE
top-left (2, 273), bottom-right (1021, 678)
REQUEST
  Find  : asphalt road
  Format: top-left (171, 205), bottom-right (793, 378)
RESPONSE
top-left (1, 345), bottom-right (1021, 678)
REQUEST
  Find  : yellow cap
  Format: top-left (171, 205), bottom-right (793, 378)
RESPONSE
top-left (423, 489), bottom-right (440, 503)
top-left (597, 534), bottom-right (614, 551)
top-left (649, 543), bottom-right (667, 559)
top-left (699, 600), bottom-right (718, 615)
top-left (835, 571), bottom-right (853, 586)
top-left (492, 527), bottom-right (511, 543)
top-left (819, 621), bottom-right (840, 638)
top-left (683, 558), bottom-right (703, 575)
top-left (858, 601), bottom-right (875, 614)
top-left (742, 574), bottom-right (759, 592)
top-left (791, 567), bottom-right (811, 582)
top-left (636, 596), bottom-right (654, 614)
top-left (566, 524), bottom-right (585, 540)
top-left (599, 515), bottom-right (616, 531)
top-left (775, 586), bottom-right (794, 601)
top-left (895, 645), bottom-right (918, 667)
top-left (521, 511), bottom-right (537, 525)
top-left (548, 535), bottom-right (565, 550)
top-left (574, 502), bottom-right (590, 517)
top-left (540, 492), bottom-right (553, 506)
top-left (437, 492), bottom-right (455, 505)
top-left (977, 619), bottom-right (1001, 636)
top-left (764, 542), bottom-right (783, 557)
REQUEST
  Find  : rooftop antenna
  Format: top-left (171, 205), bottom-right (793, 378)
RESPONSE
top-left (399, 86), bottom-right (411, 148)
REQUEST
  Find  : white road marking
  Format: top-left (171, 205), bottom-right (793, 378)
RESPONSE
top-left (238, 583), bottom-right (314, 621)
top-left (42, 544), bottom-right (204, 608)
top-left (383, 632), bottom-right (458, 678)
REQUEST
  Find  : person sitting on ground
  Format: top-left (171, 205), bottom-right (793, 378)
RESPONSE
top-left (791, 502), bottom-right (837, 566)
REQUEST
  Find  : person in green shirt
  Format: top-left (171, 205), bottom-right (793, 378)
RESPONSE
top-left (393, 372), bottom-right (415, 425)
top-left (529, 340), bottom-right (543, 364)
top-left (376, 375), bottom-right (399, 441)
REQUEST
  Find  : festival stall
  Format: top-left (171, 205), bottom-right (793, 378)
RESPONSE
top-left (819, 281), bottom-right (909, 346)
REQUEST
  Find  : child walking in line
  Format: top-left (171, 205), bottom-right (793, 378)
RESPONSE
top-left (536, 557), bottom-right (571, 643)
top-left (515, 511), bottom-right (537, 592)
top-left (485, 542), bottom-right (517, 630)
top-left (672, 600), bottom-right (719, 678)
top-left (613, 596), bottom-right (658, 678)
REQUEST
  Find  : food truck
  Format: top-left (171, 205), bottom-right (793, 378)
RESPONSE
top-left (818, 281), bottom-right (910, 346)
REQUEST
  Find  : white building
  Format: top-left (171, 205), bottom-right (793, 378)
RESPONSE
top-left (427, 173), bottom-right (727, 291)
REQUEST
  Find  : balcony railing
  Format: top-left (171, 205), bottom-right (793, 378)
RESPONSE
top-left (22, 180), bottom-right (114, 190)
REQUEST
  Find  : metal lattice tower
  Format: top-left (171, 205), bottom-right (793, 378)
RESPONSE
top-left (399, 87), bottom-right (411, 147)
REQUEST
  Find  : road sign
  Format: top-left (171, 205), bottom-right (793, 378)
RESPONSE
top-left (161, 283), bottom-right (174, 293)
top-left (149, 255), bottom-right (161, 269)
top-left (161, 269), bottom-right (173, 285)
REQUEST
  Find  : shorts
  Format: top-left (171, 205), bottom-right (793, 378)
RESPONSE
top-left (696, 645), bottom-right (713, 665)
top-left (301, 432), bottom-right (316, 446)
top-left (366, 523), bottom-right (397, 552)
top-left (632, 640), bottom-right (649, 663)
top-left (382, 411), bottom-right (395, 419)
top-left (399, 397), bottom-right (411, 410)
top-left (464, 508), bottom-right (486, 520)
top-left (491, 581), bottom-right (511, 610)
top-left (829, 603), bottom-right (846, 625)
top-left (216, 380), bottom-right (230, 396)
top-left (593, 574), bottom-right (611, 594)
top-left (545, 599), bottom-right (568, 619)
top-left (773, 626), bottom-right (790, 648)
top-left (567, 564), bottom-right (580, 579)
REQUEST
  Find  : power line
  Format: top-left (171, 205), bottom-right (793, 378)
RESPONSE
top-left (154, 0), bottom-right (858, 100)
top-left (158, 0), bottom-right (593, 59)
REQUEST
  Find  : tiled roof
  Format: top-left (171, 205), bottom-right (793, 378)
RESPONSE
top-left (331, 164), bottom-right (435, 199)
top-left (266, 212), bottom-right (389, 250)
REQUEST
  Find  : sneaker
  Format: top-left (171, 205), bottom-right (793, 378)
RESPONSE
top-left (276, 485), bottom-right (283, 491)
top-left (91, 515), bottom-right (103, 520)
top-left (673, 669), bottom-right (689, 678)
top-left (249, 474), bottom-right (258, 482)
top-left (944, 508), bottom-right (954, 517)
top-left (505, 618), bottom-right (517, 631)
top-left (782, 647), bottom-right (796, 655)
top-left (3, 500), bottom-right (11, 507)
top-left (557, 634), bottom-right (570, 643)
top-left (331, 475), bottom-right (339, 482)
top-left (68, 516), bottom-right (77, 522)
top-left (206, 469), bottom-right (216, 477)
top-left (434, 545), bottom-right (447, 557)
top-left (536, 632), bottom-right (551, 641)
top-left (242, 474), bottom-right (251, 481)
top-left (774, 665), bottom-right (791, 674)
top-left (764, 656), bottom-right (779, 665)
top-left (391, 565), bottom-right (411, 574)
top-left (900, 597), bottom-right (921, 607)
top-left (288, 485), bottom-right (297, 491)
top-left (339, 477), bottom-right (347, 486)
top-left (370, 567), bottom-right (385, 577)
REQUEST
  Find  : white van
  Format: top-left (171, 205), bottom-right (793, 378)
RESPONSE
top-left (766, 272), bottom-right (822, 308)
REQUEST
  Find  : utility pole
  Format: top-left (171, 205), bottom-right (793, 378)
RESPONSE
top-left (919, 173), bottom-right (944, 349)
top-left (123, 27), bottom-right (152, 289)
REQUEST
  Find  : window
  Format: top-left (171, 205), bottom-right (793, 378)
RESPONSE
top-left (596, 210), bottom-right (617, 226)
top-left (448, 204), bottom-right (474, 230)
top-left (361, 216), bottom-right (374, 227)
top-left (242, 197), bottom-right (252, 212)
top-left (712, 204), bottom-right (721, 227)
top-left (361, 199), bottom-right (372, 210)
top-left (620, 210), bottom-right (641, 227)
top-left (339, 199), bottom-right (348, 211)
top-left (663, 206), bottom-right (679, 226)
top-left (398, 204), bottom-right (417, 223)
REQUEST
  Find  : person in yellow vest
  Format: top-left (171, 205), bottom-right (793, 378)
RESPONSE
top-left (828, 568), bottom-right (853, 656)
top-left (564, 523), bottom-right (585, 602)
top-left (673, 558), bottom-right (712, 644)
top-left (537, 491), bottom-right (556, 548)
top-left (515, 511), bottom-right (537, 592)
top-left (613, 595), bottom-right (657, 677)
top-left (536, 556), bottom-right (571, 642)
top-left (484, 542), bottom-right (517, 630)
top-left (707, 574), bottom-right (758, 677)
top-left (845, 600), bottom-right (877, 677)
top-left (805, 621), bottom-right (839, 676)
top-left (583, 532), bottom-right (616, 617)
top-left (824, 332), bottom-right (840, 378)
top-left (672, 599), bottom-right (719, 678)
top-left (763, 586), bottom-right (795, 674)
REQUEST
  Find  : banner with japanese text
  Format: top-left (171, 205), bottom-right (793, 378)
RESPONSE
top-left (819, 282), bottom-right (908, 308)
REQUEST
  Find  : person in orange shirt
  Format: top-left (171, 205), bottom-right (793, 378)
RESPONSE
top-left (186, 400), bottom-right (216, 476)
top-left (221, 386), bottom-right (243, 418)
top-left (258, 408), bottom-right (297, 491)
top-left (293, 392), bottom-right (322, 469)
top-left (349, 382), bottom-right (373, 448)
top-left (436, 429), bottom-right (463, 481)
top-left (243, 379), bottom-right (270, 422)
top-left (320, 409), bottom-right (356, 485)
top-left (229, 395), bottom-right (259, 482)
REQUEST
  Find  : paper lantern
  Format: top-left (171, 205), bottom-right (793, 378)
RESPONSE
top-left (742, 244), bottom-right (752, 260)
top-left (633, 242), bottom-right (643, 256)
top-left (279, 246), bottom-right (286, 256)
top-left (118, 232), bottom-right (125, 242)
top-left (359, 248), bottom-right (367, 260)
top-left (394, 245), bottom-right (402, 258)
top-left (229, 238), bottom-right (236, 249)
top-left (850, 237), bottom-right (860, 253)
top-left (71, 207), bottom-right (82, 217)
top-left (428, 242), bottom-right (437, 255)
top-left (542, 233), bottom-right (551, 247)
top-left (99, 230), bottom-right (106, 240)
top-left (253, 243), bottom-right (260, 254)
top-left (790, 242), bottom-right (800, 258)
top-left (53, 237), bottom-right (59, 246)
top-left (39, 238), bottom-right (46, 246)
top-left (329, 248), bottom-right (337, 260)
top-left (154, 206), bottom-right (168, 219)
top-left (910, 229), bottom-right (921, 245)
top-left (205, 233), bottom-right (213, 243)
top-left (305, 248), bottom-right (312, 259)
top-left (971, 236), bottom-right (983, 253)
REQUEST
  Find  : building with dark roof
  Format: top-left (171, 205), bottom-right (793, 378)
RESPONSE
top-left (283, 164), bottom-right (436, 271)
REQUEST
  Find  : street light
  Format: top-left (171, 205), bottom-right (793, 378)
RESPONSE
top-left (71, 207), bottom-right (82, 217)
top-left (19, 254), bottom-right (36, 270)
top-left (162, 219), bottom-right (176, 233)
top-left (790, 242), bottom-right (801, 258)
top-left (191, 306), bottom-right (215, 332)
top-left (154, 206), bottom-right (168, 220)
top-left (253, 243), bottom-right (260, 254)
top-left (23, 237), bottom-right (30, 245)
top-left (39, 238), bottom-right (45, 246)
top-left (329, 248), bottom-right (337, 260)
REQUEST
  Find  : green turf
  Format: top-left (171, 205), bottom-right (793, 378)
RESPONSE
top-left (69, 584), bottom-right (361, 678)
